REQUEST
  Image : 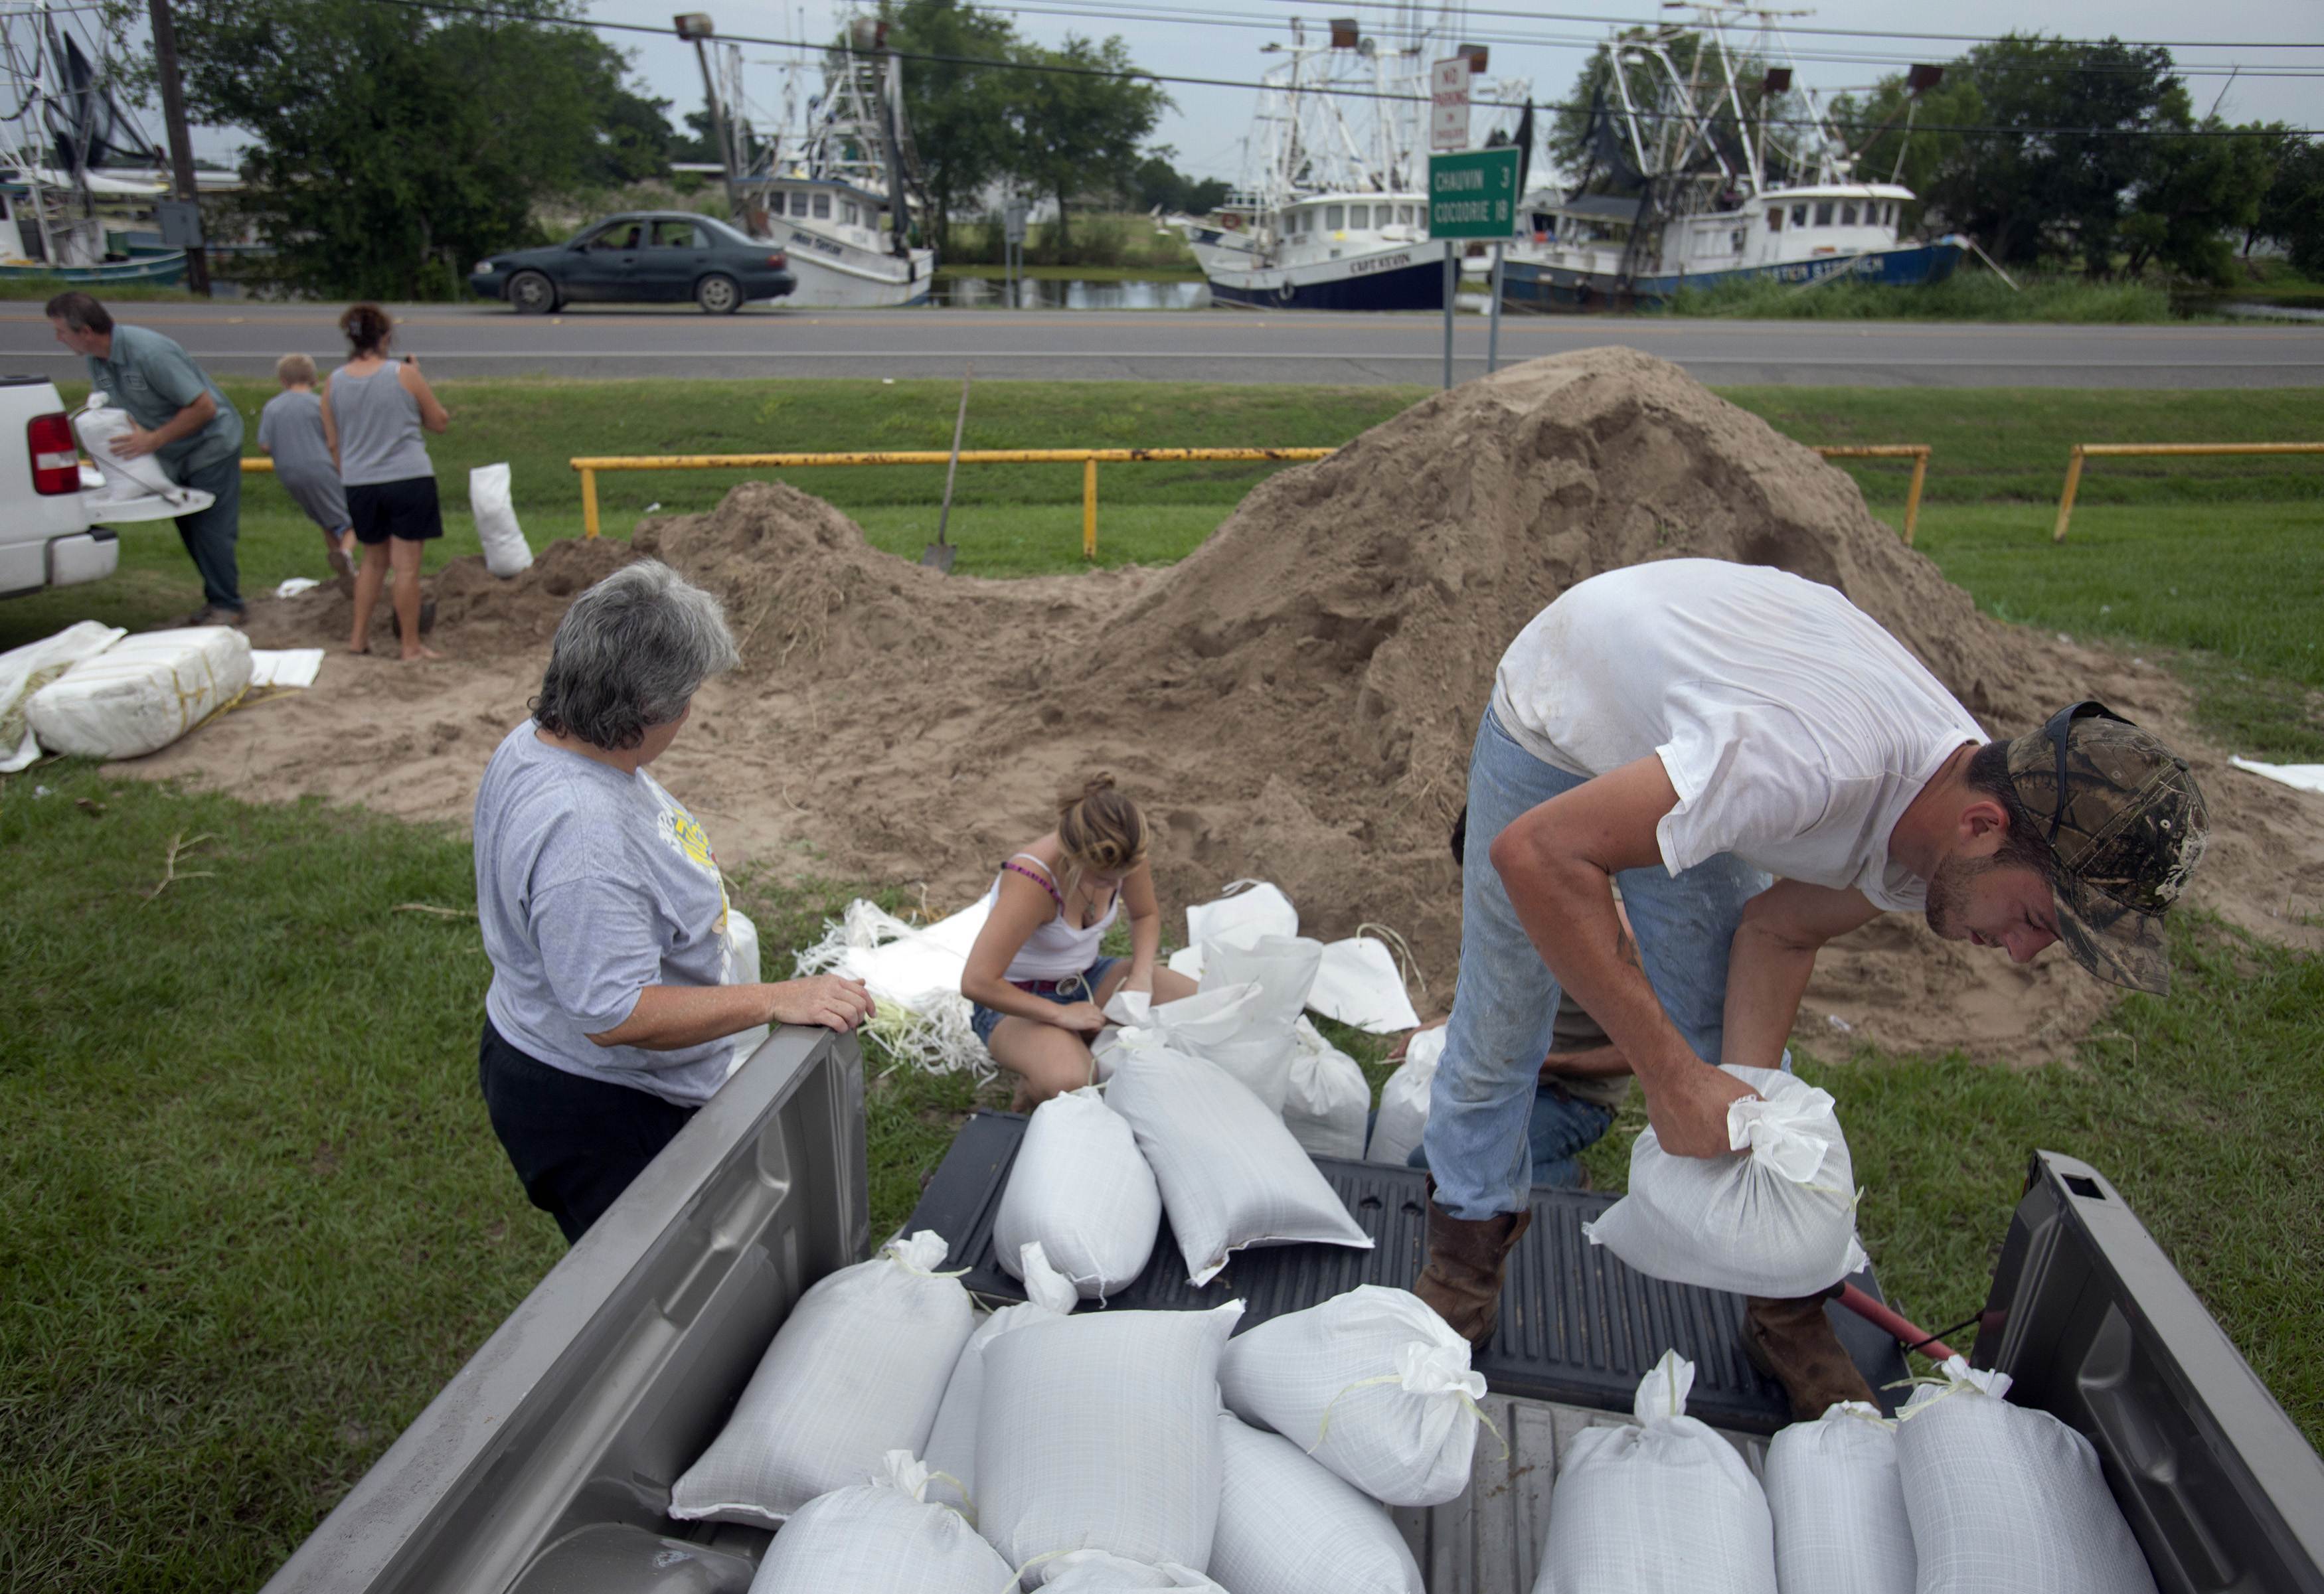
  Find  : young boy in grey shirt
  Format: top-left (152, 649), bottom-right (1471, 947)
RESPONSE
top-left (256, 353), bottom-right (355, 582)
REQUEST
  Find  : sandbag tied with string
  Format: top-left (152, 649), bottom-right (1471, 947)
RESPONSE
top-left (991, 1085), bottom-right (1161, 1302)
top-left (1217, 1285), bottom-right (1490, 1508)
top-left (669, 1230), bottom-right (974, 1528)
top-left (1764, 1401), bottom-right (1916, 1594)
top-left (1893, 1356), bottom-right (2159, 1594)
top-left (1581, 1064), bottom-right (1868, 1298)
top-left (742, 1449), bottom-right (1012, 1590)
top-left (1210, 1412), bottom-right (1426, 1594)
top-left (920, 1243), bottom-right (1080, 1516)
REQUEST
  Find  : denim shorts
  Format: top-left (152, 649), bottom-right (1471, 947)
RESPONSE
top-left (970, 956), bottom-right (1122, 1046)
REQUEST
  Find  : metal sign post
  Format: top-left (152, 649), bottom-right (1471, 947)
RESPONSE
top-left (1003, 199), bottom-right (1029, 308)
top-left (1488, 242), bottom-right (1505, 373)
top-left (1428, 145), bottom-right (1519, 390)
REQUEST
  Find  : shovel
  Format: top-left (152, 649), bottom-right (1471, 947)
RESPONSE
top-left (922, 364), bottom-right (971, 572)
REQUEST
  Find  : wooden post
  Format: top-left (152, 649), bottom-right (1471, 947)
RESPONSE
top-left (581, 468), bottom-right (600, 539)
top-left (147, 0), bottom-right (211, 296)
top-left (1903, 448), bottom-right (1928, 546)
top-left (2052, 447), bottom-right (2086, 542)
top-left (1082, 457), bottom-right (1098, 559)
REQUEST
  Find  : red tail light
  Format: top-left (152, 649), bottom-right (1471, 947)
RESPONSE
top-left (27, 411), bottom-right (78, 495)
top-left (766, 251), bottom-right (788, 268)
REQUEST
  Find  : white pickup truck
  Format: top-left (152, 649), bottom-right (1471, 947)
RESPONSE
top-left (260, 1026), bottom-right (2324, 1593)
top-left (1, 372), bottom-right (213, 599)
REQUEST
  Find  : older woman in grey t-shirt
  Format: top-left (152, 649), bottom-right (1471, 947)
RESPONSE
top-left (471, 562), bottom-right (872, 1241)
top-left (321, 302), bottom-right (450, 661)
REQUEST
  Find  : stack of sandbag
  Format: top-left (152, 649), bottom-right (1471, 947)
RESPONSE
top-left (919, 1242), bottom-right (1078, 1511)
top-left (1365, 1026), bottom-right (1442, 1167)
top-left (1284, 1016), bottom-right (1369, 1161)
top-left (1211, 1413), bottom-right (1426, 1594)
top-left (1218, 1285), bottom-right (1483, 1508)
top-left (1893, 1357), bottom-right (2159, 1594)
top-left (744, 1450), bottom-right (1011, 1589)
top-left (977, 1302), bottom-right (1244, 1575)
top-left (0, 621), bottom-right (125, 771)
top-left (1042, 1552), bottom-right (1229, 1590)
top-left (1582, 1064), bottom-right (1867, 1297)
top-left (1106, 1045), bottom-right (1372, 1286)
top-left (1533, 1350), bottom-right (1777, 1594)
top-left (1104, 983), bottom-right (1260, 1085)
top-left (1764, 1402), bottom-right (1915, 1594)
top-left (26, 627), bottom-right (252, 761)
top-left (669, 1230), bottom-right (972, 1526)
top-left (992, 1085), bottom-right (1161, 1301)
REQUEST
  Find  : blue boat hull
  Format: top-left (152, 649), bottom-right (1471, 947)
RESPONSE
top-left (0, 252), bottom-right (189, 287)
top-left (1209, 254), bottom-right (1446, 311)
top-left (1503, 240), bottom-right (1962, 311)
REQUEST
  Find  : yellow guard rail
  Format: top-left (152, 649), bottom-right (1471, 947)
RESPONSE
top-left (2053, 442), bottom-right (2324, 541)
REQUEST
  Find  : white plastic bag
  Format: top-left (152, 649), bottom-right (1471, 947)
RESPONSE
top-left (1041, 1552), bottom-right (1228, 1591)
top-left (993, 1086), bottom-right (1161, 1301)
top-left (1581, 1064), bottom-right (1868, 1297)
top-left (1185, 878), bottom-right (1299, 948)
top-left (0, 621), bottom-right (124, 771)
top-left (1307, 935), bottom-right (1421, 1033)
top-left (1532, 1350), bottom-right (1777, 1594)
top-left (1106, 1046), bottom-right (1373, 1287)
top-left (1764, 1403), bottom-right (1915, 1594)
top-left (470, 462), bottom-right (533, 577)
top-left (920, 1243), bottom-right (1078, 1511)
top-left (26, 627), bottom-right (251, 760)
top-left (1212, 1413), bottom-right (1426, 1594)
top-left (721, 906), bottom-right (768, 1079)
top-left (1114, 981), bottom-right (1286, 1105)
top-left (1894, 1358), bottom-right (2158, 1594)
top-left (744, 1450), bottom-right (1011, 1591)
top-left (1365, 1027), bottom-right (1441, 1167)
top-left (976, 1302), bottom-right (1244, 1581)
top-left (1284, 1016), bottom-right (1369, 1161)
top-left (75, 398), bottom-right (185, 502)
top-left (1197, 933), bottom-right (1325, 1111)
top-left (1218, 1285), bottom-right (1482, 1508)
top-left (669, 1230), bottom-right (973, 1526)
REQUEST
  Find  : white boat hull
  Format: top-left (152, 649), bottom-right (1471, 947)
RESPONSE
top-left (775, 224), bottom-right (936, 307)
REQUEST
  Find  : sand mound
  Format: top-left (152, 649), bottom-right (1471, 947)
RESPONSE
top-left (242, 535), bottom-right (634, 656)
top-left (149, 348), bottom-right (2324, 1063)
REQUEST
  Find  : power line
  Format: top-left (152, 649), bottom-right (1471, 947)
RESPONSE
top-left (341, 0), bottom-right (2324, 137)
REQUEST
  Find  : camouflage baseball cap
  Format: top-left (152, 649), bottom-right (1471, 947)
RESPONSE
top-left (2002, 701), bottom-right (2209, 995)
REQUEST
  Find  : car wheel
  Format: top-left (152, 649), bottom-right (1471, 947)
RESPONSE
top-left (696, 273), bottom-right (742, 315)
top-left (509, 271), bottom-right (557, 315)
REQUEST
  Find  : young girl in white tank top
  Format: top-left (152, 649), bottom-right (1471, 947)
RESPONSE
top-left (960, 774), bottom-right (1201, 1111)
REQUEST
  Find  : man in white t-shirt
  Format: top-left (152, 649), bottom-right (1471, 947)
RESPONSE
top-left (1415, 558), bottom-right (2210, 1417)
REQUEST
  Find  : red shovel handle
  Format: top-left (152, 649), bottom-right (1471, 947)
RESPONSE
top-left (1836, 1283), bottom-right (1961, 1364)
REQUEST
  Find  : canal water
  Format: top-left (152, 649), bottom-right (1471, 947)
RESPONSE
top-left (927, 276), bottom-right (1210, 310)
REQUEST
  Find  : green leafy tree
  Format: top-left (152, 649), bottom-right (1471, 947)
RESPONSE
top-left (2120, 119), bottom-right (2276, 283)
top-left (2254, 135), bottom-right (2324, 276)
top-left (881, 0), bottom-right (1023, 249)
top-left (1127, 149), bottom-right (1226, 214)
top-left (585, 88), bottom-right (679, 187)
top-left (1829, 74), bottom-right (1988, 230)
top-left (1007, 34), bottom-right (1170, 252)
top-left (169, 0), bottom-right (658, 298)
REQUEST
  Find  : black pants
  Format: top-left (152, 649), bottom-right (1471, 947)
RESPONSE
top-left (477, 1018), bottom-right (696, 1244)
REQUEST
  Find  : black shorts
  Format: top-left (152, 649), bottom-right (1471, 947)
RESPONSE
top-left (347, 474), bottom-right (444, 546)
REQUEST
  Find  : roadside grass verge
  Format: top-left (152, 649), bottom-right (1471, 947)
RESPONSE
top-left (3, 765), bottom-right (2317, 1594)
top-left (1667, 271), bottom-right (2183, 323)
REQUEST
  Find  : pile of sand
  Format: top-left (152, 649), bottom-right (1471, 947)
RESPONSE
top-left (148, 348), bottom-right (2324, 1062)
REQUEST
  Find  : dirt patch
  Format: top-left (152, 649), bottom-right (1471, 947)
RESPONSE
top-left (136, 348), bottom-right (2324, 1063)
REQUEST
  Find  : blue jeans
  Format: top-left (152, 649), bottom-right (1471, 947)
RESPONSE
top-left (1425, 704), bottom-right (1775, 1222)
top-left (969, 956), bottom-right (1121, 1046)
top-left (1408, 1083), bottom-right (1614, 1190)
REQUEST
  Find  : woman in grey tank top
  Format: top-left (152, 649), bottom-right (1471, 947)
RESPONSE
top-left (321, 303), bottom-right (452, 660)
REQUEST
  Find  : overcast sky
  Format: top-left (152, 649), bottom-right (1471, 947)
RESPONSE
top-left (167, 0), bottom-right (2321, 184)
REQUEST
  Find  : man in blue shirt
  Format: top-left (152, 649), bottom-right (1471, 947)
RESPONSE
top-left (48, 291), bottom-right (246, 623)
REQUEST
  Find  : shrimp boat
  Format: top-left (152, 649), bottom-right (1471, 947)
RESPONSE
top-left (1169, 14), bottom-right (1528, 311)
top-left (1502, 7), bottom-right (1960, 310)
top-left (693, 15), bottom-right (936, 308)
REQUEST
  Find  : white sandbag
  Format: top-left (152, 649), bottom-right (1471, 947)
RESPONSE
top-left (976, 1303), bottom-right (1244, 1581)
top-left (74, 399), bottom-right (186, 501)
top-left (1106, 1047), bottom-right (1372, 1287)
top-left (1185, 878), bottom-right (1299, 948)
top-left (920, 1243), bottom-right (1077, 1511)
top-left (1764, 1403), bottom-right (1915, 1594)
top-left (1218, 1284), bottom-right (1481, 1507)
top-left (1117, 981), bottom-right (1287, 1107)
top-left (721, 906), bottom-right (769, 1078)
top-left (1365, 1026), bottom-right (1441, 1166)
top-left (669, 1230), bottom-right (973, 1527)
top-left (993, 1086), bottom-right (1160, 1300)
top-left (0, 620), bottom-right (124, 771)
top-left (26, 627), bottom-right (251, 760)
top-left (470, 462), bottom-right (533, 577)
top-left (1894, 1358), bottom-right (2158, 1594)
top-left (1307, 935), bottom-right (1421, 1033)
top-left (746, 1450), bottom-right (1011, 1591)
top-left (1212, 1413), bottom-right (1426, 1594)
top-left (1285, 1016), bottom-right (1369, 1161)
top-left (1533, 1350), bottom-right (1777, 1594)
top-left (1191, 932), bottom-right (1323, 1112)
top-left (1042, 1552), bottom-right (1228, 1591)
top-left (1581, 1064), bottom-right (1867, 1297)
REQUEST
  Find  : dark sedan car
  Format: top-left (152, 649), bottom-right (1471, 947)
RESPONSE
top-left (469, 212), bottom-right (796, 314)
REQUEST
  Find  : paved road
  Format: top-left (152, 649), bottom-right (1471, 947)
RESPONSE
top-left (5, 301), bottom-right (2318, 386)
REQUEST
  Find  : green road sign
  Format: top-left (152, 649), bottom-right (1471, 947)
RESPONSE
top-left (1428, 147), bottom-right (1520, 240)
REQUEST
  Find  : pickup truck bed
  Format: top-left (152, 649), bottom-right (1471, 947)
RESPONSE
top-left (260, 1029), bottom-right (2324, 1594)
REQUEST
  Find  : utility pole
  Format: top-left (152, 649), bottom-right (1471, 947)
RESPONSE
top-left (147, 0), bottom-right (210, 295)
top-left (675, 15), bottom-right (742, 224)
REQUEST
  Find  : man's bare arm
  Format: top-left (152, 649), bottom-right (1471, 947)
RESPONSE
top-left (1720, 878), bottom-right (1882, 1072)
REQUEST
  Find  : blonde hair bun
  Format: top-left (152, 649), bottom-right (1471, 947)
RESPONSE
top-left (1056, 772), bottom-right (1148, 880)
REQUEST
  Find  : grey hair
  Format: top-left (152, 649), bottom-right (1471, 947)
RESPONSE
top-left (529, 560), bottom-right (740, 750)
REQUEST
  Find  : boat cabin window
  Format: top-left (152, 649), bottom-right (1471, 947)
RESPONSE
top-left (1791, 203), bottom-right (1807, 228)
top-left (1880, 202), bottom-right (1894, 225)
top-left (651, 220), bottom-right (703, 248)
top-left (812, 193), bottom-right (831, 218)
top-left (1842, 202), bottom-right (1859, 226)
top-left (788, 192), bottom-right (809, 218)
top-left (1767, 208), bottom-right (1783, 232)
top-left (1357, 204), bottom-right (1376, 228)
top-left (844, 201), bottom-right (860, 224)
top-left (1815, 201), bottom-right (1834, 226)
top-left (1326, 204), bottom-right (1345, 230)
top-left (1730, 228), bottom-right (1747, 253)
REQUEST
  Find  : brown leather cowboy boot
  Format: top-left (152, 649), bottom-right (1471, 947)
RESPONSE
top-left (1414, 1190), bottom-right (1533, 1348)
top-left (1743, 1287), bottom-right (1876, 1420)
